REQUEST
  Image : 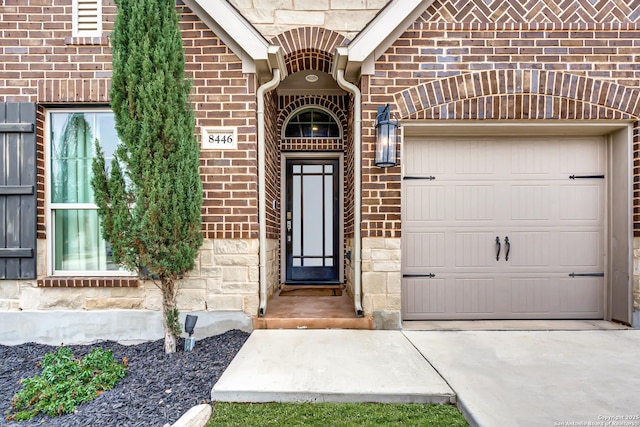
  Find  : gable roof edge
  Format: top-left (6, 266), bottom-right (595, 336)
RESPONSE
top-left (185, 0), bottom-right (285, 80)
top-left (345, 0), bottom-right (435, 80)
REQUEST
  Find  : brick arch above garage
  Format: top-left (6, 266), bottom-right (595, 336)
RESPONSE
top-left (393, 69), bottom-right (640, 233)
top-left (270, 27), bottom-right (348, 75)
top-left (393, 70), bottom-right (640, 120)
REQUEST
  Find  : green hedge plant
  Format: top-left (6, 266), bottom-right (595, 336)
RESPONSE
top-left (6, 347), bottom-right (127, 421)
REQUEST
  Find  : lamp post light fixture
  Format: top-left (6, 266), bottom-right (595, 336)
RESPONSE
top-left (374, 104), bottom-right (400, 168)
top-left (183, 314), bottom-right (198, 352)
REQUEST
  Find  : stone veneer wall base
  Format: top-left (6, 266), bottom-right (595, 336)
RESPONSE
top-left (0, 310), bottom-right (252, 346)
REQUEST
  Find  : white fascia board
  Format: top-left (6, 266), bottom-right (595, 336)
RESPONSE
top-left (184, 0), bottom-right (270, 74)
top-left (267, 45), bottom-right (287, 80)
top-left (346, 0), bottom-right (436, 78)
top-left (331, 46), bottom-right (349, 78)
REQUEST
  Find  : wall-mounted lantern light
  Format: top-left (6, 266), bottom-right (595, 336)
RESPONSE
top-left (374, 104), bottom-right (400, 168)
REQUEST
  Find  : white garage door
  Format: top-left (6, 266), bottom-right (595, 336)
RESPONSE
top-left (402, 136), bottom-right (606, 320)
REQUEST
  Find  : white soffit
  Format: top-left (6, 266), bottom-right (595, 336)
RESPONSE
top-left (345, 0), bottom-right (436, 80)
top-left (184, 0), bottom-right (285, 79)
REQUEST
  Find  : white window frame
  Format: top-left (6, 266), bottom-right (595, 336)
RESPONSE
top-left (45, 108), bottom-right (133, 277)
top-left (282, 106), bottom-right (343, 140)
top-left (72, 0), bottom-right (103, 38)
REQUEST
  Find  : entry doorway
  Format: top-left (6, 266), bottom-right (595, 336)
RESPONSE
top-left (283, 156), bottom-right (342, 285)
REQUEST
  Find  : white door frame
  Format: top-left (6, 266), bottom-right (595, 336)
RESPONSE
top-left (280, 151), bottom-right (345, 285)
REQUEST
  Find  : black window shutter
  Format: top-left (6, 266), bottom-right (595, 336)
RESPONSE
top-left (0, 102), bottom-right (37, 279)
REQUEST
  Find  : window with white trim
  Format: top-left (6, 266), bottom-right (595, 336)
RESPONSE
top-left (284, 108), bottom-right (341, 138)
top-left (72, 0), bottom-right (102, 37)
top-left (48, 110), bottom-right (125, 275)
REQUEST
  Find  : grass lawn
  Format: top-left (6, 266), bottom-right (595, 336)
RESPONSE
top-left (207, 402), bottom-right (469, 427)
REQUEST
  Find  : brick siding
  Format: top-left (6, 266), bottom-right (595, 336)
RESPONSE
top-left (38, 277), bottom-right (139, 288)
top-left (0, 1), bottom-right (259, 236)
top-left (4, 0), bottom-right (640, 287)
top-left (0, 1), bottom-right (257, 287)
top-left (362, 2), bottom-right (640, 238)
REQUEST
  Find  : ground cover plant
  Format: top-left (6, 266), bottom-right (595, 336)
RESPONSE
top-left (5, 347), bottom-right (126, 421)
top-left (0, 330), bottom-right (249, 427)
top-left (207, 402), bottom-right (469, 427)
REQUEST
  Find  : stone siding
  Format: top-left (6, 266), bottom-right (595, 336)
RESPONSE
top-left (228, 0), bottom-right (388, 40)
top-left (361, 237), bottom-right (401, 316)
top-left (1, 239), bottom-right (259, 315)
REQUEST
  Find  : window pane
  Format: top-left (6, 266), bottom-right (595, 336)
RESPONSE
top-left (293, 175), bottom-right (301, 257)
top-left (302, 175), bottom-right (323, 256)
top-left (303, 165), bottom-right (323, 173)
top-left (324, 174), bottom-right (333, 256)
top-left (285, 108), bottom-right (340, 138)
top-left (53, 209), bottom-right (120, 272)
top-left (50, 111), bottom-right (123, 274)
top-left (50, 112), bottom-right (120, 204)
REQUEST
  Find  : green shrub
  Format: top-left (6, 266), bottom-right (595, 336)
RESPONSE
top-left (6, 347), bottom-right (127, 421)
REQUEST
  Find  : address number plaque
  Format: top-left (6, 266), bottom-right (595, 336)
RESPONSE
top-left (201, 127), bottom-right (237, 150)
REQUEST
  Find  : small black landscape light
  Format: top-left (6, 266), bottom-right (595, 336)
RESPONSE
top-left (374, 104), bottom-right (400, 168)
top-left (183, 314), bottom-right (198, 352)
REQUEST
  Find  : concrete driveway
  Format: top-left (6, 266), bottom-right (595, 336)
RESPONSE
top-left (405, 329), bottom-right (640, 426)
top-left (212, 326), bottom-right (640, 426)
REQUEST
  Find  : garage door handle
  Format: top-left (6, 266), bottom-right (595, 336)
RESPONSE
top-left (495, 236), bottom-right (501, 261)
top-left (504, 236), bottom-right (510, 261)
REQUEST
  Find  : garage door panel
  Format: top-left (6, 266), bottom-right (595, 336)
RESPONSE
top-left (455, 185), bottom-right (495, 221)
top-left (455, 140), bottom-right (495, 175)
top-left (455, 278), bottom-right (495, 314)
top-left (404, 185), bottom-right (445, 222)
top-left (559, 185), bottom-right (603, 221)
top-left (558, 231), bottom-right (603, 268)
top-left (511, 278), bottom-right (554, 314)
top-left (402, 278), bottom-right (447, 318)
top-left (404, 138), bottom-right (451, 176)
top-left (454, 232), bottom-right (497, 267)
top-left (507, 231), bottom-right (553, 267)
top-left (406, 181), bottom-right (603, 227)
top-left (404, 232), bottom-right (446, 268)
top-left (402, 135), bottom-right (605, 320)
top-left (510, 185), bottom-right (553, 220)
top-left (510, 140), bottom-right (557, 175)
top-left (558, 138), bottom-right (606, 176)
top-left (559, 277), bottom-right (603, 315)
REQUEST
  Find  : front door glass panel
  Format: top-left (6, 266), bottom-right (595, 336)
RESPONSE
top-left (286, 159), bottom-right (339, 283)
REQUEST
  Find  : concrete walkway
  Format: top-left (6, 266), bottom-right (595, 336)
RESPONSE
top-left (211, 327), bottom-right (640, 426)
top-left (211, 329), bottom-right (455, 404)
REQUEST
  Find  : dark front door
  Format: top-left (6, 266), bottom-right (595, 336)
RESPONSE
top-left (285, 158), bottom-right (339, 284)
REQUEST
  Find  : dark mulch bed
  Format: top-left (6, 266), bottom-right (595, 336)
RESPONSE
top-left (0, 330), bottom-right (249, 427)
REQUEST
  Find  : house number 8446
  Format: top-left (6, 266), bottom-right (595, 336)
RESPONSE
top-left (209, 134), bottom-right (233, 145)
top-left (202, 127), bottom-right (237, 150)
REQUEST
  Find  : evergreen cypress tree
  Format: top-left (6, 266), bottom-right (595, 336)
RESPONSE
top-left (92, 0), bottom-right (203, 353)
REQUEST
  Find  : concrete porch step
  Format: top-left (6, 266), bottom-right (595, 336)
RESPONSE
top-left (253, 316), bottom-right (373, 330)
top-left (255, 292), bottom-right (373, 330)
top-left (279, 285), bottom-right (343, 297)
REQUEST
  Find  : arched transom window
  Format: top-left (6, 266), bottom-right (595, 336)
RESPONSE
top-left (284, 108), bottom-right (341, 138)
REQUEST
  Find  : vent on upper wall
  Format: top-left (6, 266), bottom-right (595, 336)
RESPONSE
top-left (73, 0), bottom-right (102, 37)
